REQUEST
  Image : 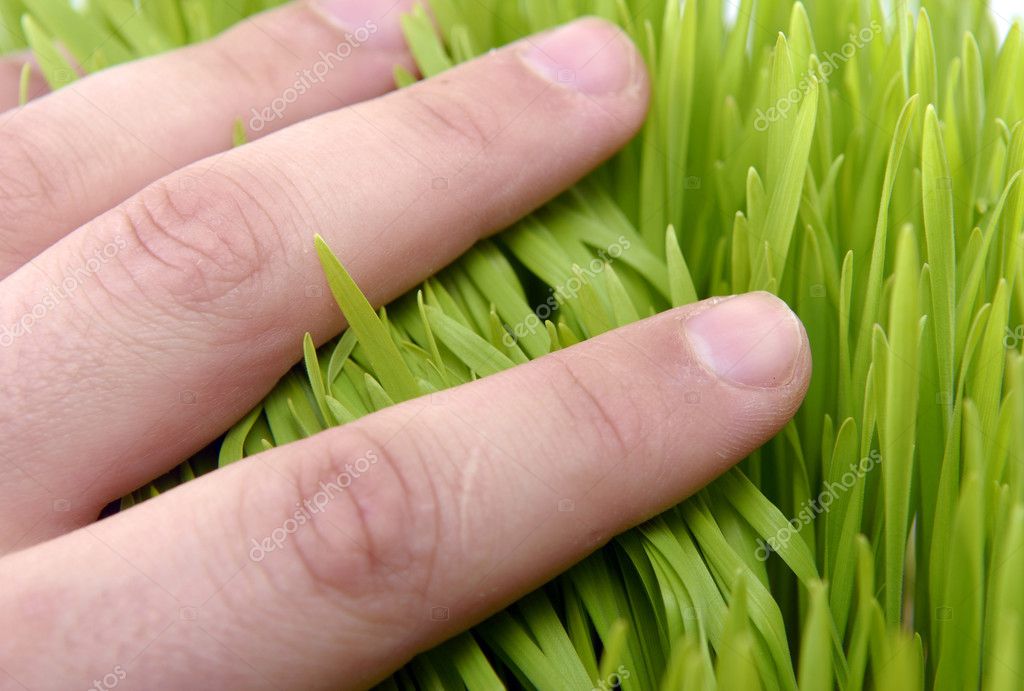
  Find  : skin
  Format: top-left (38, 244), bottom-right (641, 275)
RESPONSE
top-left (0, 1), bottom-right (812, 689)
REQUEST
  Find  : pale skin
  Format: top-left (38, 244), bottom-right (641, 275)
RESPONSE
top-left (0, 1), bottom-right (812, 689)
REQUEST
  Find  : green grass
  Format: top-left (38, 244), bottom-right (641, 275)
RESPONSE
top-left (8, 0), bottom-right (1024, 688)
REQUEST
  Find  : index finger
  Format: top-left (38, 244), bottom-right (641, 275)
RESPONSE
top-left (0, 294), bottom-right (811, 690)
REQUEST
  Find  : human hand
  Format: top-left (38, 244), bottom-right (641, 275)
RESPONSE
top-left (0, 2), bottom-right (810, 688)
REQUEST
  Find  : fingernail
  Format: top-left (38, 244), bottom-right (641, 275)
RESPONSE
top-left (311, 0), bottom-right (412, 51)
top-left (522, 18), bottom-right (640, 94)
top-left (684, 293), bottom-right (804, 388)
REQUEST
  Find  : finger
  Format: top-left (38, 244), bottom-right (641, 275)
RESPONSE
top-left (0, 294), bottom-right (811, 690)
top-left (0, 53), bottom-right (48, 110)
top-left (0, 0), bottom-right (415, 277)
top-left (0, 17), bottom-right (650, 548)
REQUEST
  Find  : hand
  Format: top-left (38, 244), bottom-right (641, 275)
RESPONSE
top-left (0, 2), bottom-right (811, 688)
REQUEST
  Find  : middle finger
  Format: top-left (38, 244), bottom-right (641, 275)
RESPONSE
top-left (0, 0), bottom-right (415, 277)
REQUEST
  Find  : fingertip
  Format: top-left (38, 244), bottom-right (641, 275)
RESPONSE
top-left (309, 0), bottom-right (418, 51)
top-left (682, 292), bottom-right (810, 391)
top-left (521, 17), bottom-right (649, 97)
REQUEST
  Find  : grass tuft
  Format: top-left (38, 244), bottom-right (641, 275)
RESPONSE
top-left (11, 0), bottom-right (1024, 687)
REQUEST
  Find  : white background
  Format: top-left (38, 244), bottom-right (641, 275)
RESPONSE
top-left (990, 0), bottom-right (1022, 34)
top-left (720, 1), bottom-right (1023, 36)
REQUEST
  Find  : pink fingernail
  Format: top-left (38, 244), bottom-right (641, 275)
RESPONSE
top-left (684, 292), bottom-right (804, 388)
top-left (522, 18), bottom-right (640, 94)
top-left (311, 0), bottom-right (414, 51)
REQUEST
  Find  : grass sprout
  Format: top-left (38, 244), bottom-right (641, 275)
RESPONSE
top-left (8, 0), bottom-right (1024, 688)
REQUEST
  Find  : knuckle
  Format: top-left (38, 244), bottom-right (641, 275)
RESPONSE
top-left (114, 170), bottom-right (277, 313)
top-left (286, 425), bottom-right (445, 613)
top-left (200, 37), bottom-right (271, 96)
top-left (0, 127), bottom-right (64, 249)
top-left (401, 81), bottom-right (502, 152)
top-left (545, 354), bottom-right (641, 461)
